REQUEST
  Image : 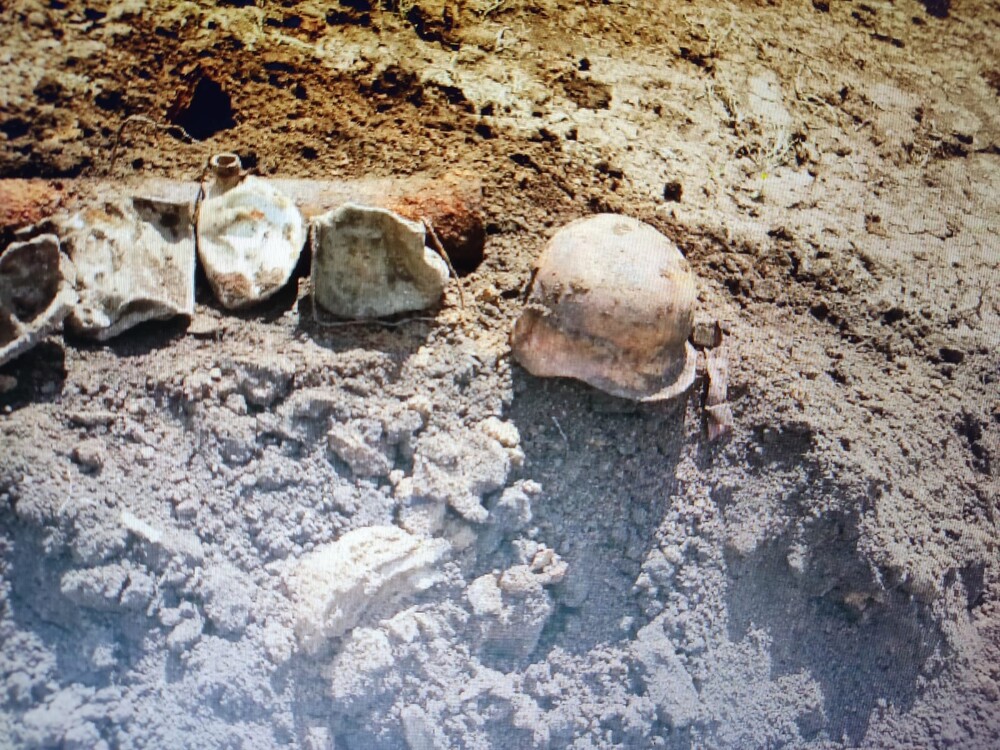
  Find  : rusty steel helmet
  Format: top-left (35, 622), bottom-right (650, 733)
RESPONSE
top-left (511, 214), bottom-right (697, 401)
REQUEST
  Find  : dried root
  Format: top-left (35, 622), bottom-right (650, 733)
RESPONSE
top-left (423, 216), bottom-right (466, 311)
top-left (108, 114), bottom-right (198, 176)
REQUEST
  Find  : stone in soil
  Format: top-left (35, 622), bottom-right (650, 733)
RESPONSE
top-left (284, 525), bottom-right (451, 653)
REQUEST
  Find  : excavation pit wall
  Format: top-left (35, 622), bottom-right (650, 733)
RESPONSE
top-left (0, 314), bottom-right (949, 749)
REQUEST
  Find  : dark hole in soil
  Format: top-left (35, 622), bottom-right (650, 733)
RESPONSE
top-left (431, 83), bottom-right (469, 108)
top-left (938, 346), bottom-right (965, 365)
top-left (663, 180), bottom-right (683, 202)
top-left (0, 118), bottom-right (30, 140)
top-left (920, 0), bottom-right (950, 18)
top-left (0, 341), bottom-right (66, 409)
top-left (240, 150), bottom-right (259, 170)
top-left (880, 307), bottom-right (906, 325)
top-left (94, 88), bottom-right (123, 111)
top-left (168, 77), bottom-right (236, 141)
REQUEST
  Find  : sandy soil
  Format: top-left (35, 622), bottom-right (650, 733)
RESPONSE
top-left (1, 0), bottom-right (999, 748)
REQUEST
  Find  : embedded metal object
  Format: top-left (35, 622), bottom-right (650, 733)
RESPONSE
top-left (197, 153), bottom-right (306, 309)
top-left (310, 203), bottom-right (449, 320)
top-left (511, 214), bottom-right (697, 401)
top-left (61, 197), bottom-right (196, 340)
top-left (0, 234), bottom-right (77, 366)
